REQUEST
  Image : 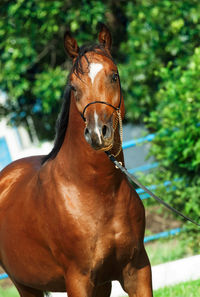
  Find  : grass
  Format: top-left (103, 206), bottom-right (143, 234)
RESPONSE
top-left (145, 235), bottom-right (195, 266)
top-left (0, 280), bottom-right (200, 297)
top-left (0, 286), bottom-right (19, 297)
top-left (154, 279), bottom-right (200, 297)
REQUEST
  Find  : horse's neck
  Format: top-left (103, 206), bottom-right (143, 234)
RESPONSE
top-left (53, 97), bottom-right (124, 190)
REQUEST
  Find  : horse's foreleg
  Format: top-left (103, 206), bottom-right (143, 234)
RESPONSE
top-left (65, 267), bottom-right (94, 297)
top-left (92, 282), bottom-right (111, 297)
top-left (120, 247), bottom-right (153, 297)
top-left (13, 281), bottom-right (44, 297)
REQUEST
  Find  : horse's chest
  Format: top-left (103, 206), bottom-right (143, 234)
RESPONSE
top-left (114, 228), bottom-right (136, 260)
top-left (92, 219), bottom-right (137, 278)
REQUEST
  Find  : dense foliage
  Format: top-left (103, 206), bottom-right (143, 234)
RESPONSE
top-left (143, 47), bottom-right (200, 245)
top-left (120, 0), bottom-right (200, 121)
top-left (1, 0), bottom-right (200, 139)
top-left (0, 0), bottom-right (127, 139)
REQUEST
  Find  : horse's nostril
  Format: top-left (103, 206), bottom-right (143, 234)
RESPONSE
top-left (84, 127), bottom-right (92, 144)
top-left (102, 125), bottom-right (111, 139)
top-left (102, 125), bottom-right (108, 137)
top-left (85, 127), bottom-right (89, 135)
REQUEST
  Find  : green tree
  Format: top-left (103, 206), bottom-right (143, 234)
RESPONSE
top-left (2, 0), bottom-right (200, 141)
top-left (120, 0), bottom-right (200, 122)
top-left (0, 0), bottom-right (127, 140)
top-left (143, 47), bottom-right (200, 247)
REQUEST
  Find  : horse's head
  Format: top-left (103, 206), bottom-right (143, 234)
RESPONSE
top-left (64, 24), bottom-right (124, 151)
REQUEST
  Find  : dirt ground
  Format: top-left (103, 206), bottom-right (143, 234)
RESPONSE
top-left (145, 205), bottom-right (181, 234)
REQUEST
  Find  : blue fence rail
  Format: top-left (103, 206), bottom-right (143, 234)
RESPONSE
top-left (122, 133), bottom-right (155, 149)
top-left (0, 132), bottom-right (182, 281)
top-left (0, 273), bottom-right (8, 281)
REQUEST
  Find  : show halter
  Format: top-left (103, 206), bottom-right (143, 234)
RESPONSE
top-left (80, 70), bottom-right (122, 122)
top-left (80, 71), bottom-right (123, 157)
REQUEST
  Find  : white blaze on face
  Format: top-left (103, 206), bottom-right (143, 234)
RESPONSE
top-left (94, 110), bottom-right (102, 144)
top-left (88, 63), bottom-right (103, 144)
top-left (89, 63), bottom-right (103, 84)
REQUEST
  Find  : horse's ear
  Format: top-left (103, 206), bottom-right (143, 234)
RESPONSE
top-left (64, 30), bottom-right (79, 59)
top-left (98, 23), bottom-right (112, 50)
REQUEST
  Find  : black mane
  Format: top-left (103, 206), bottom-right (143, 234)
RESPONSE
top-left (41, 85), bottom-right (72, 164)
top-left (42, 43), bottom-right (112, 164)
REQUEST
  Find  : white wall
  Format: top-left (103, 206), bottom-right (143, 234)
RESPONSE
top-left (0, 119), bottom-right (30, 160)
top-left (0, 118), bottom-right (52, 170)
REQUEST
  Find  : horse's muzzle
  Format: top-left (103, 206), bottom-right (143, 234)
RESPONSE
top-left (84, 122), bottom-right (114, 151)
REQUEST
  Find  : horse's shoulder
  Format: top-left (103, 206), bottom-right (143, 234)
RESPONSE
top-left (0, 155), bottom-right (44, 185)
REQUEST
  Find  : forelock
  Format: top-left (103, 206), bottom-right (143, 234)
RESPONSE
top-left (71, 43), bottom-right (113, 78)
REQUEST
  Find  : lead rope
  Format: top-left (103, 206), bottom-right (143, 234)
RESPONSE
top-left (105, 146), bottom-right (200, 227)
top-left (112, 109), bottom-right (123, 157)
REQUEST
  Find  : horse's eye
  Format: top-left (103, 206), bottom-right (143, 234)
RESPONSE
top-left (111, 73), bottom-right (118, 82)
top-left (70, 85), bottom-right (76, 92)
top-left (70, 85), bottom-right (80, 102)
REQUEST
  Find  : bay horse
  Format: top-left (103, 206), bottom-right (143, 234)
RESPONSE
top-left (0, 24), bottom-right (153, 297)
